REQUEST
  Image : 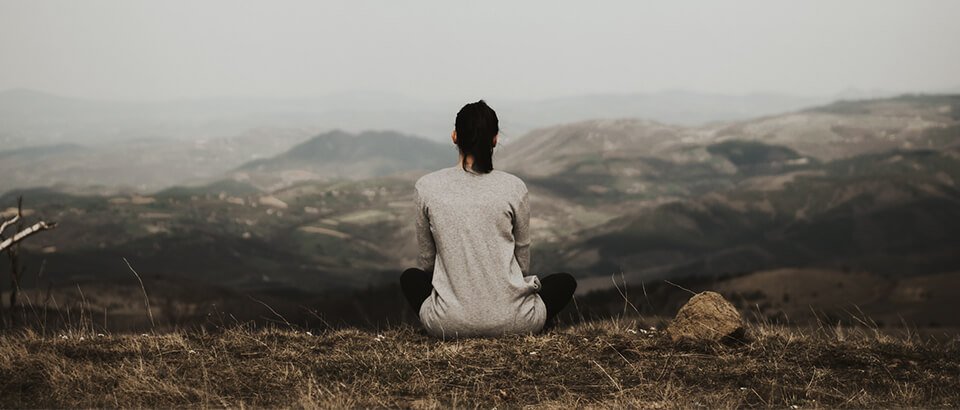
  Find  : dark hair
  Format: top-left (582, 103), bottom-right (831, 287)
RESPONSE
top-left (455, 99), bottom-right (498, 174)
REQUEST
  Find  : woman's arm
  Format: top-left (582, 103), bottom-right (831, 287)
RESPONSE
top-left (513, 188), bottom-right (531, 276)
top-left (414, 186), bottom-right (437, 273)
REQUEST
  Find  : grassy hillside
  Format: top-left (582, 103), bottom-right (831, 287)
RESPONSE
top-left (0, 176), bottom-right (420, 291)
top-left (234, 129), bottom-right (451, 190)
top-left (0, 319), bottom-right (956, 408)
top-left (556, 148), bottom-right (960, 279)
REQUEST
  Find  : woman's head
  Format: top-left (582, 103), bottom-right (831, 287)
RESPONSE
top-left (453, 100), bottom-right (499, 174)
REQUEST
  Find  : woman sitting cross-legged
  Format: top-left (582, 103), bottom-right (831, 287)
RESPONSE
top-left (400, 99), bottom-right (577, 339)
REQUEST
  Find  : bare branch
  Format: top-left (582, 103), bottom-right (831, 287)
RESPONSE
top-left (1, 196), bottom-right (26, 237)
top-left (0, 221), bottom-right (57, 253)
top-left (0, 214), bottom-right (20, 237)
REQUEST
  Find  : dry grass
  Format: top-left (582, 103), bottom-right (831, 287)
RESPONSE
top-left (0, 318), bottom-right (957, 408)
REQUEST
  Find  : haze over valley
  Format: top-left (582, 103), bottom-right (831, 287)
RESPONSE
top-left (0, 88), bottom-right (840, 192)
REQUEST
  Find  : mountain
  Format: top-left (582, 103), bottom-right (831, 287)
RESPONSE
top-left (497, 119), bottom-right (697, 177)
top-left (711, 94), bottom-right (960, 160)
top-left (231, 130), bottom-right (452, 190)
top-left (493, 95), bottom-right (960, 288)
top-left (0, 127), bottom-right (314, 195)
top-left (558, 147), bottom-right (960, 288)
top-left (497, 94), bottom-right (959, 206)
top-left (500, 94), bottom-right (959, 170)
top-left (495, 90), bottom-right (828, 132)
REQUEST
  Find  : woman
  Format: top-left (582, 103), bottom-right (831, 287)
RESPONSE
top-left (400, 100), bottom-right (577, 338)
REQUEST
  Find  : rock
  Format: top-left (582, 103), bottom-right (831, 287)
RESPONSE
top-left (667, 291), bottom-right (745, 343)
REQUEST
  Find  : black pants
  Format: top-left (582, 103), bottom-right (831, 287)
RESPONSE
top-left (400, 268), bottom-right (578, 331)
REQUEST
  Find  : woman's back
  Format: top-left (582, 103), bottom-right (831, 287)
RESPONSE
top-left (414, 166), bottom-right (546, 338)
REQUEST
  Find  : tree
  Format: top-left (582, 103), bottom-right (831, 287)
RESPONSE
top-left (0, 196), bottom-right (57, 325)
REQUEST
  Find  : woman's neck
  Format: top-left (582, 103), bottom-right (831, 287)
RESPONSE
top-left (458, 153), bottom-right (474, 169)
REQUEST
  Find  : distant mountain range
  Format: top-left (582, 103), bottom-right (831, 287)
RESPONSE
top-left (2, 93), bottom-right (959, 331)
top-left (0, 88), bottom-right (836, 150)
top-left (499, 94), bottom-right (960, 173)
top-left (0, 127), bottom-right (314, 195)
top-left (5, 87), bottom-right (954, 194)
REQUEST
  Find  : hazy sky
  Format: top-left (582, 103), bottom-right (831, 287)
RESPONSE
top-left (1, 0), bottom-right (958, 102)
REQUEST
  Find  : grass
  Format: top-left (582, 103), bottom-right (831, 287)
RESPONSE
top-left (0, 319), bottom-right (957, 408)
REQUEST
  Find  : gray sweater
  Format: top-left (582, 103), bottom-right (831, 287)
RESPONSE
top-left (414, 165), bottom-right (546, 338)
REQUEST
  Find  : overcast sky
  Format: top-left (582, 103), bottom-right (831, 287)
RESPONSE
top-left (1, 0), bottom-right (958, 102)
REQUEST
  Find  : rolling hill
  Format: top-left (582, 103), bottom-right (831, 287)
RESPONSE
top-left (710, 94), bottom-right (960, 160)
top-left (558, 147), bottom-right (960, 284)
top-left (495, 96), bottom-right (960, 277)
top-left (230, 130), bottom-right (452, 190)
top-left (0, 127), bottom-right (314, 195)
top-left (498, 94), bottom-right (958, 175)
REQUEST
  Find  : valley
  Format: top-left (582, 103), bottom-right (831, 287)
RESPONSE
top-left (1, 94), bottom-right (958, 330)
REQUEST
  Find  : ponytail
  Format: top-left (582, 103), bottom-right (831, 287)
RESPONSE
top-left (455, 100), bottom-right (498, 174)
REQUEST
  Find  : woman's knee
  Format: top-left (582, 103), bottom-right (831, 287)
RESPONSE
top-left (401, 267), bottom-right (428, 283)
top-left (543, 272), bottom-right (577, 293)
